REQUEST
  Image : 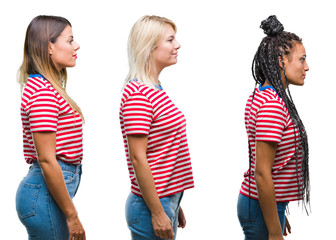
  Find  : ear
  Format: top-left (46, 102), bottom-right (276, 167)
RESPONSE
top-left (49, 42), bottom-right (54, 55)
top-left (278, 55), bottom-right (286, 68)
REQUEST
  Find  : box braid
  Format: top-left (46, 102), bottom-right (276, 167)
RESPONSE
top-left (249, 16), bottom-right (310, 211)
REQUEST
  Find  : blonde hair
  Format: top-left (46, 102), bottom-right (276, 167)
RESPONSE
top-left (18, 15), bottom-right (84, 121)
top-left (125, 15), bottom-right (176, 89)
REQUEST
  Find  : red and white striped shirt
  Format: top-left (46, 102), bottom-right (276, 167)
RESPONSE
top-left (120, 81), bottom-right (194, 198)
top-left (21, 74), bottom-right (83, 164)
top-left (240, 85), bottom-right (304, 202)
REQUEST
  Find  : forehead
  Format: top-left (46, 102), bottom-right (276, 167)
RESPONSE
top-left (162, 24), bottom-right (176, 37)
top-left (291, 43), bottom-right (306, 56)
top-left (59, 25), bottom-right (73, 38)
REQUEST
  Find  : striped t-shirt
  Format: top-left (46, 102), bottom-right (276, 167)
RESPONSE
top-left (119, 81), bottom-right (194, 198)
top-left (21, 74), bottom-right (83, 164)
top-left (240, 85), bottom-right (304, 202)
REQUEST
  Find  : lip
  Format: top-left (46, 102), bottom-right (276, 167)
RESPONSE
top-left (73, 54), bottom-right (77, 59)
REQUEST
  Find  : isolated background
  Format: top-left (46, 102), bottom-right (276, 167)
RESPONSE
top-left (0, 0), bottom-right (334, 238)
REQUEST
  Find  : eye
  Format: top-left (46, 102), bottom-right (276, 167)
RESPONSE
top-left (301, 56), bottom-right (306, 62)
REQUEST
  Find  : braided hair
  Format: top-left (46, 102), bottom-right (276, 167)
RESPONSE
top-left (249, 15), bottom-right (310, 209)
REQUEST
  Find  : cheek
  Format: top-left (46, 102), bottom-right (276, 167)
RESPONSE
top-left (56, 45), bottom-right (72, 57)
top-left (158, 45), bottom-right (172, 57)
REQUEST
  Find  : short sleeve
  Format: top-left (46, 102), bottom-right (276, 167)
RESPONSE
top-left (255, 100), bottom-right (286, 143)
top-left (121, 92), bottom-right (153, 135)
top-left (26, 88), bottom-right (60, 132)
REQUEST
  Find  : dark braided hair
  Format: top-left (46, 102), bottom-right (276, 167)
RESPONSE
top-left (249, 15), bottom-right (310, 210)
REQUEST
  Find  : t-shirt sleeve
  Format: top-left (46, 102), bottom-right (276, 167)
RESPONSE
top-left (255, 100), bottom-right (286, 143)
top-left (121, 92), bottom-right (153, 135)
top-left (26, 88), bottom-right (60, 132)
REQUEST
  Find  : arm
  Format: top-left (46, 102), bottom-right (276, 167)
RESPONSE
top-left (33, 132), bottom-right (85, 240)
top-left (127, 134), bottom-right (174, 240)
top-left (255, 141), bottom-right (283, 240)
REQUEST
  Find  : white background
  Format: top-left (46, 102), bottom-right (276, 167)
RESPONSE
top-left (0, 0), bottom-right (335, 239)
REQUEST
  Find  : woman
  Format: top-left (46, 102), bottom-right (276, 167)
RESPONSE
top-left (16, 15), bottom-right (85, 240)
top-left (119, 15), bottom-right (194, 240)
top-left (237, 15), bottom-right (310, 240)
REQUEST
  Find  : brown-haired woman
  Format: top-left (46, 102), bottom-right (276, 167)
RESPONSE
top-left (15, 15), bottom-right (85, 240)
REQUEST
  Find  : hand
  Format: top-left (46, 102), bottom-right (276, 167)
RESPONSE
top-left (178, 206), bottom-right (186, 228)
top-left (283, 216), bottom-right (291, 237)
top-left (67, 214), bottom-right (86, 240)
top-left (151, 212), bottom-right (174, 240)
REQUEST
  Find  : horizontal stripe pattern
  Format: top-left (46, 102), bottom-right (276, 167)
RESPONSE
top-left (240, 86), bottom-right (304, 202)
top-left (21, 75), bottom-right (83, 164)
top-left (120, 81), bottom-right (194, 198)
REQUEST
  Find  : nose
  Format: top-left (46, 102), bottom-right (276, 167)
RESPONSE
top-left (174, 40), bottom-right (181, 50)
top-left (74, 41), bottom-right (80, 51)
top-left (304, 61), bottom-right (309, 71)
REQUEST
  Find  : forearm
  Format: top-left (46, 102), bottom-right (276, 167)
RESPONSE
top-left (132, 158), bottom-right (164, 216)
top-left (39, 159), bottom-right (77, 219)
top-left (255, 141), bottom-right (283, 239)
top-left (255, 173), bottom-right (282, 237)
top-left (127, 134), bottom-right (173, 239)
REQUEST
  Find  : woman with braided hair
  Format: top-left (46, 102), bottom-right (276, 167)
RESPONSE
top-left (237, 15), bottom-right (310, 240)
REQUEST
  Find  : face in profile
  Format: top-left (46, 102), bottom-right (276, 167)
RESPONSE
top-left (152, 24), bottom-right (181, 71)
top-left (49, 25), bottom-right (80, 71)
top-left (283, 43), bottom-right (309, 86)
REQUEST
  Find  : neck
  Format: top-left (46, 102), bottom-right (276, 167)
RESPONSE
top-left (150, 67), bottom-right (163, 85)
top-left (262, 79), bottom-right (288, 90)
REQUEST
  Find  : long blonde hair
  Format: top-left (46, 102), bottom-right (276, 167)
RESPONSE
top-left (125, 15), bottom-right (176, 89)
top-left (18, 15), bottom-right (84, 121)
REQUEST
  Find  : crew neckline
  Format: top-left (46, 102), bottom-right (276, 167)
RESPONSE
top-left (259, 84), bottom-right (276, 92)
top-left (29, 74), bottom-right (44, 79)
top-left (130, 79), bottom-right (163, 90)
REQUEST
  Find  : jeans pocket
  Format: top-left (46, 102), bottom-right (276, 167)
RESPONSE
top-left (63, 170), bottom-right (77, 198)
top-left (63, 170), bottom-right (75, 184)
top-left (16, 182), bottom-right (41, 220)
top-left (126, 194), bottom-right (147, 226)
top-left (237, 194), bottom-right (260, 223)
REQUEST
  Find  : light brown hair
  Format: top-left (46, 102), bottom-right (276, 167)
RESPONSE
top-left (19, 15), bottom-right (84, 120)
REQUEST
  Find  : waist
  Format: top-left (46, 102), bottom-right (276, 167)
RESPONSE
top-left (31, 160), bottom-right (82, 175)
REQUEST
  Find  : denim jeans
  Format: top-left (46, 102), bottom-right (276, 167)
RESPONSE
top-left (126, 191), bottom-right (183, 240)
top-left (16, 160), bottom-right (82, 240)
top-left (237, 193), bottom-right (288, 240)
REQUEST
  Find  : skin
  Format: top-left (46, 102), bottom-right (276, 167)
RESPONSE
top-left (259, 43), bottom-right (308, 239)
top-left (281, 43), bottom-right (309, 87)
top-left (33, 25), bottom-right (85, 240)
top-left (150, 24), bottom-right (181, 83)
top-left (127, 24), bottom-right (184, 240)
top-left (49, 25), bottom-right (80, 71)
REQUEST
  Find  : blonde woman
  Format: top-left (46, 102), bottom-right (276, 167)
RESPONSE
top-left (15, 16), bottom-right (85, 240)
top-left (119, 15), bottom-right (194, 240)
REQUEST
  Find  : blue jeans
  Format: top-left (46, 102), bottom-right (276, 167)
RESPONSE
top-left (237, 193), bottom-right (288, 240)
top-left (126, 192), bottom-right (183, 240)
top-left (16, 160), bottom-right (82, 240)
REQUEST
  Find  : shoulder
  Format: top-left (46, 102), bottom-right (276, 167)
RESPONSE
top-left (255, 87), bottom-right (284, 107)
top-left (22, 75), bottom-right (59, 109)
top-left (122, 80), bottom-right (159, 101)
top-left (24, 74), bottom-right (56, 96)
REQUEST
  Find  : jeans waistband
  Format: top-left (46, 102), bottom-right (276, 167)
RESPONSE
top-left (31, 160), bottom-right (82, 174)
